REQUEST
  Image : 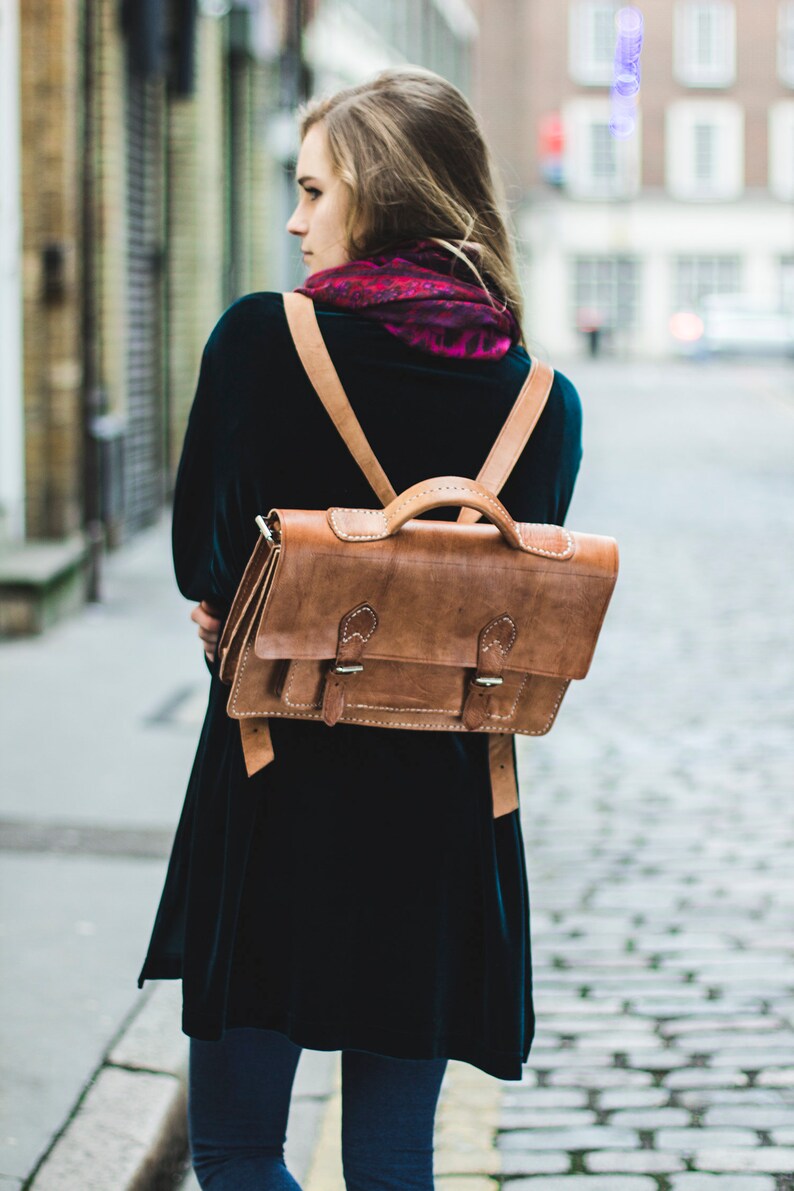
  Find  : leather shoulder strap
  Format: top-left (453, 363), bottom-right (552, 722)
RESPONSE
top-left (283, 292), bottom-right (397, 506)
top-left (282, 291), bottom-right (553, 517)
top-left (457, 357), bottom-right (555, 524)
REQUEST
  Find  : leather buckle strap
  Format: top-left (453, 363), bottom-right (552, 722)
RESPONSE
top-left (489, 733), bottom-right (519, 817)
top-left (462, 614), bottom-right (517, 731)
top-left (322, 603), bottom-right (378, 727)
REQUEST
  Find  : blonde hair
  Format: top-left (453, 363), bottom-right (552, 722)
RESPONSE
top-left (297, 67), bottom-right (525, 344)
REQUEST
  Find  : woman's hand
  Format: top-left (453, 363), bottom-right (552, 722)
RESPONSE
top-left (190, 600), bottom-right (224, 665)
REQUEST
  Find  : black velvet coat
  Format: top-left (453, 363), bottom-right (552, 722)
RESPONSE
top-left (138, 292), bottom-right (583, 1080)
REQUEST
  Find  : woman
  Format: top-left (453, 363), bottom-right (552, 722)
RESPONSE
top-left (138, 67), bottom-right (582, 1189)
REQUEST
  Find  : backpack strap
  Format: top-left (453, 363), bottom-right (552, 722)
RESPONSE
top-left (281, 292), bottom-right (548, 819)
top-left (456, 357), bottom-right (555, 524)
top-left (283, 292), bottom-right (553, 520)
top-left (283, 292), bottom-right (398, 506)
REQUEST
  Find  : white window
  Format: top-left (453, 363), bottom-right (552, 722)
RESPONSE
top-left (569, 1), bottom-right (618, 86)
top-left (674, 2), bottom-right (736, 88)
top-left (563, 98), bottom-right (641, 198)
top-left (782, 257), bottom-right (794, 310)
top-left (780, 3), bottom-right (794, 86)
top-left (769, 101), bottom-right (794, 200)
top-left (666, 100), bottom-right (743, 199)
top-left (673, 256), bottom-right (742, 310)
top-left (572, 257), bottom-right (641, 330)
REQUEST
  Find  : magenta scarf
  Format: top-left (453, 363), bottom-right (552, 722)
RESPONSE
top-left (295, 239), bottom-right (521, 361)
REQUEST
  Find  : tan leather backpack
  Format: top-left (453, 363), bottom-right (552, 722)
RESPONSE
top-left (218, 293), bottom-right (619, 815)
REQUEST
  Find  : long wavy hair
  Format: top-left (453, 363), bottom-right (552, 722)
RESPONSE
top-left (297, 67), bottom-right (525, 344)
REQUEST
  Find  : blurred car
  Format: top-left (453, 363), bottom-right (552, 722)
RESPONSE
top-left (670, 294), bottom-right (794, 358)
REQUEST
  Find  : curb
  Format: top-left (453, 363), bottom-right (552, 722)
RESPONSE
top-left (28, 984), bottom-right (189, 1191)
top-left (26, 983), bottom-right (339, 1191)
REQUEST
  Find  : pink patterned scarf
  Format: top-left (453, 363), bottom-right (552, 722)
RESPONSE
top-left (295, 239), bottom-right (521, 361)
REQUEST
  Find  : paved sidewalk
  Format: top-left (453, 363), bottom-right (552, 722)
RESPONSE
top-left (0, 519), bottom-right (336, 1188)
top-left (0, 519), bottom-right (207, 1187)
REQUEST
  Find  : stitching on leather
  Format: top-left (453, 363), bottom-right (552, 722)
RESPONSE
top-left (351, 700), bottom-right (459, 714)
top-left (230, 639), bottom-right (253, 714)
top-left (385, 484), bottom-right (508, 524)
top-left (517, 523), bottom-right (574, 558)
top-left (328, 508), bottom-right (388, 541)
top-left (227, 540), bottom-right (266, 629)
top-left (236, 671), bottom-right (569, 736)
top-left (486, 672), bottom-right (528, 720)
top-left (341, 604), bottom-right (378, 644)
top-left (330, 485), bottom-right (514, 543)
top-left (235, 707), bottom-right (561, 736)
top-left (283, 663), bottom-right (321, 709)
top-left (481, 614), bottom-right (517, 656)
top-left (533, 679), bottom-right (568, 731)
top-left (329, 487), bottom-right (575, 557)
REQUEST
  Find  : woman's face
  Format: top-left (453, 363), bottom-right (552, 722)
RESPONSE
top-left (287, 123), bottom-right (351, 275)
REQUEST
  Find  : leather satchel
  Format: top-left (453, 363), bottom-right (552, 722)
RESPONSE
top-left (218, 293), bottom-right (619, 815)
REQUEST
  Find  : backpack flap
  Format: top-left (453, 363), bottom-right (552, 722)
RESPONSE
top-left (252, 502), bottom-right (618, 681)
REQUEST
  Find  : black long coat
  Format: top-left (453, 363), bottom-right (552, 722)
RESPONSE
top-left (138, 292), bottom-right (583, 1080)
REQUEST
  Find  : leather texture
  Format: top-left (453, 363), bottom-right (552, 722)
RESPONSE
top-left (282, 292), bottom-right (397, 506)
top-left (219, 295), bottom-right (619, 808)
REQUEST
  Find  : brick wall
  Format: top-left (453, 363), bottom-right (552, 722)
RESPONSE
top-left (20, 0), bottom-right (83, 540)
top-left (514, 0), bottom-right (791, 193)
top-left (249, 62), bottom-right (282, 293)
top-left (167, 15), bottom-right (227, 480)
top-left (92, 0), bottom-right (128, 424)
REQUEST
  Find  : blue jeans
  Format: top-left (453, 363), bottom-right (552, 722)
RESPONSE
top-left (189, 1027), bottom-right (448, 1190)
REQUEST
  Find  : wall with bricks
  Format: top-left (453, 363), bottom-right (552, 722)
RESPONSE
top-left (498, 0), bottom-right (791, 194)
top-left (0, 0), bottom-right (25, 544)
top-left (166, 15), bottom-right (227, 481)
top-left (92, 0), bottom-right (128, 426)
top-left (20, 0), bottom-right (84, 540)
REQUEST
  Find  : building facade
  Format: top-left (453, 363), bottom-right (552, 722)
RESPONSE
top-left (476, 0), bottom-right (794, 358)
top-left (0, 0), bottom-right (479, 632)
top-left (0, 0), bottom-right (24, 545)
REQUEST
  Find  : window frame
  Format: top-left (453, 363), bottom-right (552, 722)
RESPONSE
top-left (569, 0), bottom-right (619, 87)
top-left (779, 2), bottom-right (794, 87)
top-left (769, 101), bottom-right (794, 201)
top-left (665, 99), bottom-right (743, 200)
top-left (674, 1), bottom-right (736, 89)
top-left (571, 255), bottom-right (642, 331)
top-left (672, 255), bottom-right (743, 311)
top-left (563, 97), bottom-right (642, 199)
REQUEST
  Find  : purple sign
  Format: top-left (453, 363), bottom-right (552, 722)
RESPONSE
top-left (610, 6), bottom-right (644, 139)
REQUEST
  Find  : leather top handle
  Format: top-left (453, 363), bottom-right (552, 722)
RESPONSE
top-left (327, 477), bottom-right (528, 551)
top-left (382, 478), bottom-right (523, 547)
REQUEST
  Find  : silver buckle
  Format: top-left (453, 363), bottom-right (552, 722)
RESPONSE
top-left (332, 664), bottom-right (364, 675)
top-left (473, 675), bottom-right (504, 687)
top-left (255, 514), bottom-right (274, 542)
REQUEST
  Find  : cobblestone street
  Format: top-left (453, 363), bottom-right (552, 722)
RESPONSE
top-left (274, 356), bottom-right (794, 1191)
top-left (478, 357), bottom-right (794, 1187)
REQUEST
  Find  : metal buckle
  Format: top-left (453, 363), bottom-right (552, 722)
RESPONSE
top-left (332, 663), bottom-right (364, 675)
top-left (473, 675), bottom-right (504, 687)
top-left (255, 514), bottom-right (274, 542)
